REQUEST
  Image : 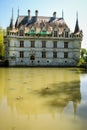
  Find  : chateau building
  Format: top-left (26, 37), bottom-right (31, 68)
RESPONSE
top-left (4, 9), bottom-right (83, 66)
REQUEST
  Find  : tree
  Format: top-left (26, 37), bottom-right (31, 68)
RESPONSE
top-left (0, 26), bottom-right (4, 59)
top-left (81, 48), bottom-right (86, 58)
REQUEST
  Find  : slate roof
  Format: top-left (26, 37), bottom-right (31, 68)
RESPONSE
top-left (14, 15), bottom-right (69, 34)
top-left (8, 11), bottom-right (82, 36)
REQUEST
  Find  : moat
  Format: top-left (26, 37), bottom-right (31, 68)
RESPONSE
top-left (0, 68), bottom-right (87, 130)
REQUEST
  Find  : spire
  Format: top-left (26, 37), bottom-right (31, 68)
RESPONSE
top-left (10, 8), bottom-right (14, 29)
top-left (74, 12), bottom-right (79, 33)
top-left (15, 8), bottom-right (19, 28)
top-left (62, 10), bottom-right (64, 19)
top-left (18, 7), bottom-right (19, 17)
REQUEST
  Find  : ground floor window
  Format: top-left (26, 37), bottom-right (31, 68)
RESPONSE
top-left (64, 52), bottom-right (68, 58)
top-left (30, 55), bottom-right (35, 60)
top-left (42, 51), bottom-right (46, 58)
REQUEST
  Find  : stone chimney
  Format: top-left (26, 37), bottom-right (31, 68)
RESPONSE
top-left (35, 10), bottom-right (38, 20)
top-left (28, 9), bottom-right (30, 22)
top-left (53, 12), bottom-right (56, 18)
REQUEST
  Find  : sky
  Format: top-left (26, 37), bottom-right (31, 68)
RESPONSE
top-left (0, 0), bottom-right (87, 49)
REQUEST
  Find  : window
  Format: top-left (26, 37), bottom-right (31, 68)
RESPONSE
top-left (54, 31), bottom-right (57, 37)
top-left (20, 41), bottom-right (24, 47)
top-left (30, 55), bottom-right (35, 60)
top-left (42, 51), bottom-right (46, 58)
top-left (64, 42), bottom-right (68, 48)
top-left (53, 41), bottom-right (57, 48)
top-left (31, 41), bottom-right (35, 47)
top-left (20, 51), bottom-right (24, 58)
top-left (53, 52), bottom-right (57, 58)
top-left (19, 30), bottom-right (24, 36)
top-left (8, 42), bottom-right (10, 47)
top-left (65, 32), bottom-right (68, 38)
top-left (42, 41), bottom-right (46, 48)
top-left (64, 52), bottom-right (68, 58)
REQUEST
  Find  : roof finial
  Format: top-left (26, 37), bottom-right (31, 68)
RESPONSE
top-left (18, 7), bottom-right (19, 17)
top-left (76, 11), bottom-right (78, 20)
top-left (10, 8), bottom-right (14, 29)
top-left (62, 10), bottom-right (64, 19)
top-left (12, 8), bottom-right (13, 19)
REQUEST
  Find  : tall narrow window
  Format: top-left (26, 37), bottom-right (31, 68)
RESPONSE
top-left (64, 52), bottom-right (68, 58)
top-left (20, 41), bottom-right (24, 47)
top-left (64, 42), bottom-right (68, 48)
top-left (53, 52), bottom-right (57, 58)
top-left (42, 41), bottom-right (46, 48)
top-left (54, 31), bottom-right (57, 37)
top-left (53, 41), bottom-right (57, 48)
top-left (31, 41), bottom-right (35, 48)
top-left (8, 42), bottom-right (10, 47)
top-left (42, 51), bottom-right (46, 58)
top-left (20, 51), bottom-right (24, 58)
top-left (65, 32), bottom-right (68, 38)
top-left (19, 30), bottom-right (24, 36)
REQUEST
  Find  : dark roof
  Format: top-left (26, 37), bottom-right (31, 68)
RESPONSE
top-left (12, 14), bottom-right (71, 34)
top-left (74, 19), bottom-right (79, 33)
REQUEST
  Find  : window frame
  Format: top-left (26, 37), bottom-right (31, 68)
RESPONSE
top-left (42, 51), bottom-right (46, 58)
top-left (19, 30), bottom-right (24, 36)
top-left (20, 51), bottom-right (24, 58)
top-left (31, 41), bottom-right (35, 48)
top-left (64, 42), bottom-right (68, 48)
top-left (53, 41), bottom-right (57, 48)
top-left (20, 41), bottom-right (24, 47)
top-left (54, 31), bottom-right (58, 37)
top-left (65, 32), bottom-right (68, 38)
top-left (53, 51), bottom-right (57, 58)
top-left (64, 52), bottom-right (68, 58)
top-left (42, 41), bottom-right (46, 48)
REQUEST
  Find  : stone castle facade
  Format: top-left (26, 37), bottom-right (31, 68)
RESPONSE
top-left (4, 9), bottom-right (83, 66)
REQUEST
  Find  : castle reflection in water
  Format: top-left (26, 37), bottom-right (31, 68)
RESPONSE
top-left (0, 68), bottom-right (81, 117)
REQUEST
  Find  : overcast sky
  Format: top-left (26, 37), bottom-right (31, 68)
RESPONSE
top-left (0, 0), bottom-right (87, 48)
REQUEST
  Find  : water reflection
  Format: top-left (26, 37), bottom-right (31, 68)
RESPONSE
top-left (0, 68), bottom-right (87, 130)
top-left (36, 81), bottom-right (81, 115)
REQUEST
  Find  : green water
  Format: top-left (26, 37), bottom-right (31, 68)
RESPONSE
top-left (0, 68), bottom-right (87, 130)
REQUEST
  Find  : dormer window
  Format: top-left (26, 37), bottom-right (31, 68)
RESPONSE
top-left (54, 31), bottom-right (58, 37)
top-left (19, 30), bottom-right (24, 36)
top-left (65, 32), bottom-right (68, 38)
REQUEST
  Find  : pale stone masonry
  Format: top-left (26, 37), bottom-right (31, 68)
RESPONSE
top-left (4, 10), bottom-right (83, 66)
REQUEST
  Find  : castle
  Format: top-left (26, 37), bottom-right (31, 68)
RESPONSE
top-left (4, 9), bottom-right (83, 66)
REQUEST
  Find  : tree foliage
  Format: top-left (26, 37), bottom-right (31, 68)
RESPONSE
top-left (78, 48), bottom-right (87, 66)
top-left (0, 26), bottom-right (4, 59)
top-left (81, 48), bottom-right (87, 58)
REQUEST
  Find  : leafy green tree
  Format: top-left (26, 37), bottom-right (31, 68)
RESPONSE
top-left (81, 48), bottom-right (86, 58)
top-left (78, 48), bottom-right (87, 66)
top-left (0, 26), bottom-right (4, 59)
